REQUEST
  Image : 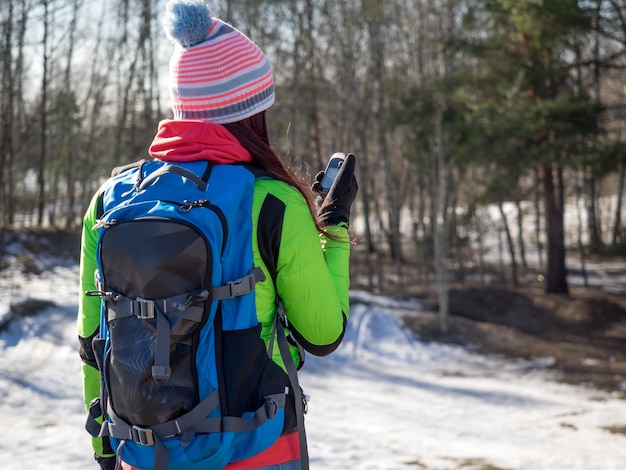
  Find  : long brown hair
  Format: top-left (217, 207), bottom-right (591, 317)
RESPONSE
top-left (223, 112), bottom-right (321, 229)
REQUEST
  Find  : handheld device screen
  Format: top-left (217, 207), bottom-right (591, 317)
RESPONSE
top-left (321, 154), bottom-right (345, 193)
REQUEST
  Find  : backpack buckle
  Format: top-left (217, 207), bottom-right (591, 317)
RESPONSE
top-left (133, 297), bottom-right (155, 319)
top-left (131, 425), bottom-right (155, 446)
top-left (226, 274), bottom-right (255, 298)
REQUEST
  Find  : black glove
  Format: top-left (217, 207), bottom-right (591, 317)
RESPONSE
top-left (312, 153), bottom-right (358, 226)
top-left (95, 454), bottom-right (117, 470)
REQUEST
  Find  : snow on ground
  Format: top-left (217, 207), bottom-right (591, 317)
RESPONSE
top-left (1, 264), bottom-right (626, 470)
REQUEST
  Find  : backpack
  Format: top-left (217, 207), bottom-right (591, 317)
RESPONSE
top-left (85, 160), bottom-right (296, 470)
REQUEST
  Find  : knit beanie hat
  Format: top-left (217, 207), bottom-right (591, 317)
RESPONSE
top-left (162, 0), bottom-right (275, 124)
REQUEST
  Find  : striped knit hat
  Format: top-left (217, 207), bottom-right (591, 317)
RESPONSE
top-left (163, 0), bottom-right (275, 124)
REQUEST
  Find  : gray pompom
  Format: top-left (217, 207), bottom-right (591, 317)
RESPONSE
top-left (163, 0), bottom-right (213, 48)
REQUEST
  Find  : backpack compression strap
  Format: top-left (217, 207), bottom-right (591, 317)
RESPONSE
top-left (89, 389), bottom-right (286, 470)
top-left (87, 268), bottom-right (265, 381)
top-left (212, 267), bottom-right (266, 300)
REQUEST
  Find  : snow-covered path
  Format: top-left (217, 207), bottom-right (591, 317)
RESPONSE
top-left (1, 266), bottom-right (625, 469)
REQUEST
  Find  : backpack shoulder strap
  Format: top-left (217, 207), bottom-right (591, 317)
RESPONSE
top-left (273, 308), bottom-right (309, 470)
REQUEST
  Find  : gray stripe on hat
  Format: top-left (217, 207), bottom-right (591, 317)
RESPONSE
top-left (204, 21), bottom-right (234, 42)
top-left (174, 85), bottom-right (275, 123)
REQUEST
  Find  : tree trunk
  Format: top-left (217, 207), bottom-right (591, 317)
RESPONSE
top-left (63, 0), bottom-right (81, 229)
top-left (585, 167), bottom-right (602, 251)
top-left (368, 6), bottom-right (402, 272)
top-left (613, 157), bottom-right (625, 244)
top-left (515, 199), bottom-right (528, 270)
top-left (303, 0), bottom-right (322, 168)
top-left (588, 2), bottom-right (603, 252)
top-left (356, 136), bottom-right (378, 288)
top-left (576, 174), bottom-right (589, 286)
top-left (533, 166), bottom-right (544, 268)
top-left (37, 0), bottom-right (50, 227)
top-left (0, 0), bottom-right (14, 227)
top-left (498, 200), bottom-right (518, 286)
top-left (540, 162), bottom-right (569, 294)
top-left (10, 0), bottom-right (27, 226)
top-left (433, 107), bottom-right (449, 333)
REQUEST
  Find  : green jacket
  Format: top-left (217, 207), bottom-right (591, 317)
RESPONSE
top-left (78, 175), bottom-right (351, 456)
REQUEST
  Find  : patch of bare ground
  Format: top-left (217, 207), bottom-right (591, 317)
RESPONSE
top-left (404, 457), bottom-right (514, 469)
top-left (602, 425), bottom-right (626, 435)
top-left (1, 228), bottom-right (80, 273)
top-left (443, 458), bottom-right (514, 470)
top-left (350, 247), bottom-right (626, 398)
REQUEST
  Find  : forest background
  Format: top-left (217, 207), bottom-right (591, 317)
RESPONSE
top-left (2, 0), bottom-right (626, 338)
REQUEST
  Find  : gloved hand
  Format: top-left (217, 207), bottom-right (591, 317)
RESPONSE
top-left (95, 454), bottom-right (116, 470)
top-left (311, 153), bottom-right (358, 226)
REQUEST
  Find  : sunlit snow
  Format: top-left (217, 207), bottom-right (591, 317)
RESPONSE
top-left (1, 260), bottom-right (625, 470)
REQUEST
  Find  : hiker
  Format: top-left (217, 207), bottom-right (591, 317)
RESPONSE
top-left (77, 1), bottom-right (357, 469)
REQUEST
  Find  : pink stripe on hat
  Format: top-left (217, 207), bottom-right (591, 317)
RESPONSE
top-left (175, 51), bottom-right (267, 83)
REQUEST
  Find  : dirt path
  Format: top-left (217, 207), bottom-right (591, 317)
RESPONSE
top-left (404, 285), bottom-right (626, 397)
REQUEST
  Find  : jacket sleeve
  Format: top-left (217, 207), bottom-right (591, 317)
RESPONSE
top-left (256, 180), bottom-right (350, 358)
top-left (77, 190), bottom-right (114, 458)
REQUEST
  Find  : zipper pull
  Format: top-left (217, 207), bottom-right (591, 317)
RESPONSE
top-left (179, 200), bottom-right (211, 212)
top-left (92, 219), bottom-right (117, 230)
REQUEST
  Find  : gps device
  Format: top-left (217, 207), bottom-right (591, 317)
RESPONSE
top-left (320, 153), bottom-right (346, 194)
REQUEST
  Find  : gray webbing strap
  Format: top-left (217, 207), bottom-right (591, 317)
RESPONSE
top-left (274, 305), bottom-right (310, 470)
top-left (103, 391), bottom-right (220, 470)
top-left (106, 292), bottom-right (206, 323)
top-left (150, 389), bottom-right (221, 438)
top-left (193, 392), bottom-right (286, 434)
top-left (138, 164), bottom-right (207, 192)
top-left (114, 441), bottom-right (126, 470)
top-left (103, 405), bottom-right (168, 470)
top-left (212, 267), bottom-right (266, 300)
top-left (152, 310), bottom-right (171, 380)
top-left (104, 390), bottom-right (220, 442)
top-left (105, 291), bottom-right (207, 381)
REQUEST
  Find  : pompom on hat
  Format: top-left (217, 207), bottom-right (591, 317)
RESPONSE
top-left (162, 0), bottom-right (275, 124)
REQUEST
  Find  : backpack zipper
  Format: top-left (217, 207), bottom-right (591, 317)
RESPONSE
top-left (95, 199), bottom-right (229, 254)
top-left (178, 200), bottom-right (228, 251)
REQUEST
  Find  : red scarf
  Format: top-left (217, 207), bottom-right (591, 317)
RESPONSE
top-left (149, 119), bottom-right (252, 164)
